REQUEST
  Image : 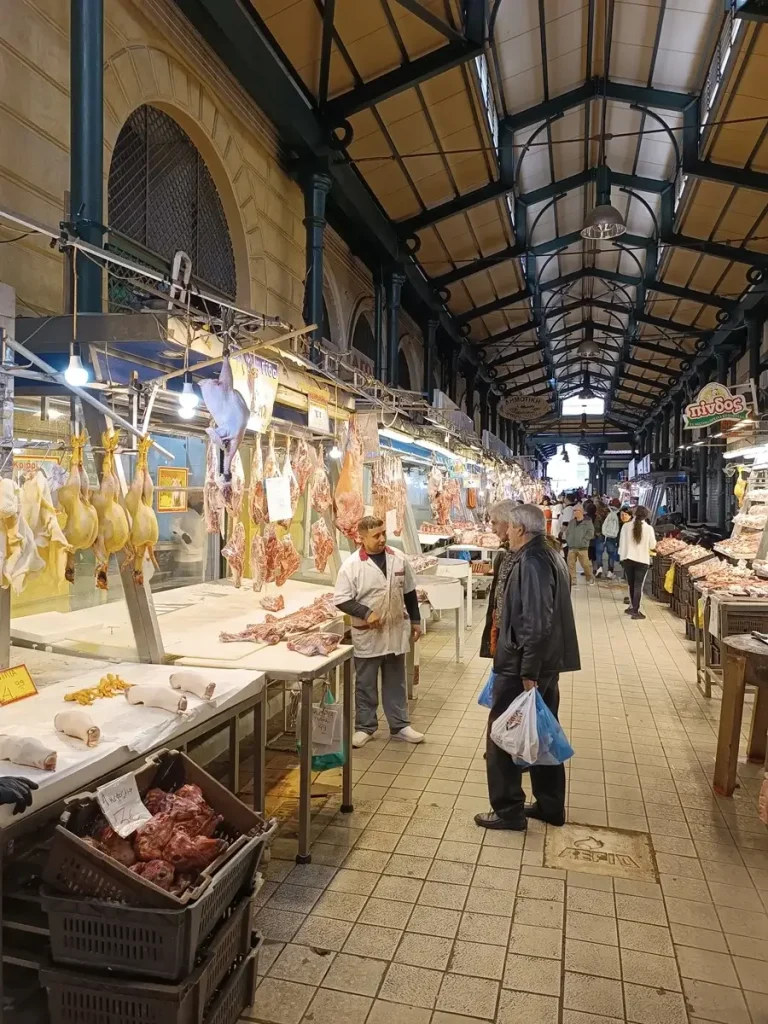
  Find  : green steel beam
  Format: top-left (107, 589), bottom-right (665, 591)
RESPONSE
top-left (456, 288), bottom-right (531, 324)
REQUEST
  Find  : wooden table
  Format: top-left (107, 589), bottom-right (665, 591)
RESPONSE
top-left (714, 633), bottom-right (768, 796)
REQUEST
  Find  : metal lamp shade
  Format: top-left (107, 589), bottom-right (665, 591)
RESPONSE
top-left (580, 203), bottom-right (627, 240)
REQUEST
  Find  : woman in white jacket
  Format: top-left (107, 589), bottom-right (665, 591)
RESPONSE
top-left (618, 505), bottom-right (656, 620)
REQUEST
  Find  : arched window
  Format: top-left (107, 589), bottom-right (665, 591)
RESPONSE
top-left (108, 105), bottom-right (236, 304)
top-left (352, 315), bottom-right (376, 362)
top-left (398, 349), bottom-right (411, 391)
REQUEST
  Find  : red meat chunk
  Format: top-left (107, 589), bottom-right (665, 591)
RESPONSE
top-left (130, 859), bottom-right (175, 891)
top-left (94, 825), bottom-right (137, 867)
top-left (164, 829), bottom-right (228, 873)
top-left (133, 813), bottom-right (174, 861)
top-left (143, 788), bottom-right (174, 815)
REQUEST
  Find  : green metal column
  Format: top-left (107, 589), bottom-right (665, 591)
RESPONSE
top-left (302, 169), bottom-right (332, 363)
top-left (70, 0), bottom-right (104, 312)
top-left (423, 317), bottom-right (438, 400)
top-left (385, 267), bottom-right (405, 387)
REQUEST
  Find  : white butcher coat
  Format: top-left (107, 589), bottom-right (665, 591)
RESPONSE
top-left (334, 546), bottom-right (416, 658)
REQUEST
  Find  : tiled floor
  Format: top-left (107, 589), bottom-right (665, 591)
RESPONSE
top-left (246, 582), bottom-right (768, 1024)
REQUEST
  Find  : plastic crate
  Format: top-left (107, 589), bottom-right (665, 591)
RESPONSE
top-left (43, 749), bottom-right (275, 909)
top-left (40, 930), bottom-right (261, 1024)
top-left (42, 881), bottom-right (256, 980)
top-left (720, 603), bottom-right (768, 638)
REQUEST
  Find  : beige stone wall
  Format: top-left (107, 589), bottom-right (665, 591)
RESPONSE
top-left (0, 0), bottom-right (426, 384)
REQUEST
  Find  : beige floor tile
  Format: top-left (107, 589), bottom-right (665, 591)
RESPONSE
top-left (427, 859), bottom-right (475, 885)
top-left (676, 945), bottom-right (740, 986)
top-left (623, 982), bottom-right (688, 1024)
top-left (371, 875), bottom-right (423, 903)
top-left (312, 891), bottom-right (366, 922)
top-left (302, 987), bottom-right (372, 1024)
top-left (406, 904), bottom-right (461, 938)
top-left (448, 939), bottom-right (506, 980)
top-left (464, 886), bottom-right (516, 916)
top-left (566, 911), bottom-right (618, 946)
top-left (614, 892), bottom-right (667, 925)
top-left (618, 919), bottom-right (674, 956)
top-left (417, 881), bottom-right (469, 910)
top-left (681, 978), bottom-right (751, 1024)
top-left (342, 922), bottom-right (401, 959)
top-left (435, 974), bottom-right (500, 1020)
top-left (508, 923), bottom-right (563, 959)
top-left (670, 921), bottom-right (728, 952)
top-left (563, 971), bottom-right (624, 1019)
top-left (496, 989), bottom-right (559, 1024)
top-left (328, 870), bottom-right (380, 896)
top-left (503, 952), bottom-right (562, 995)
top-left (457, 910), bottom-right (511, 946)
top-left (268, 943), bottom-right (335, 985)
top-left (394, 932), bottom-right (453, 970)
top-left (620, 948), bottom-right (680, 990)
top-left (246, 977), bottom-right (314, 1023)
top-left (566, 888), bottom-right (615, 917)
top-left (320, 953), bottom-right (386, 996)
top-left (358, 896), bottom-right (412, 929)
top-left (565, 938), bottom-right (621, 980)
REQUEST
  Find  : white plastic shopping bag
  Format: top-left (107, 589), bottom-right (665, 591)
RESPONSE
top-left (490, 688), bottom-right (538, 765)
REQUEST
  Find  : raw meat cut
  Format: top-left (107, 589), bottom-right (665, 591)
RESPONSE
top-left (134, 812), bottom-right (174, 861)
top-left (260, 594), bottom-right (285, 612)
top-left (427, 466), bottom-right (452, 526)
top-left (57, 432), bottom-right (98, 583)
top-left (250, 534), bottom-right (265, 593)
top-left (311, 518), bottom-right (334, 572)
top-left (225, 450), bottom-right (245, 520)
top-left (248, 436), bottom-right (265, 526)
top-left (204, 441), bottom-right (225, 537)
top-left (294, 439), bottom-right (315, 495)
top-left (334, 423), bottom-right (364, 540)
top-left (263, 524), bottom-right (280, 583)
top-left (199, 355), bottom-right (249, 506)
top-left (94, 825), bottom-right (136, 867)
top-left (91, 431), bottom-right (132, 590)
top-left (222, 522), bottom-right (246, 588)
top-left (125, 437), bottom-right (159, 584)
top-left (219, 594), bottom-right (337, 644)
top-left (163, 831), bottom-right (227, 873)
top-left (276, 534), bottom-right (301, 586)
top-left (279, 441), bottom-right (299, 529)
top-left (287, 632), bottom-right (341, 657)
top-left (144, 788), bottom-right (174, 815)
top-left (372, 454), bottom-right (407, 537)
top-left (21, 468), bottom-right (72, 585)
top-left (130, 859), bottom-right (174, 890)
top-left (0, 478), bottom-right (45, 593)
top-left (311, 447), bottom-right (332, 513)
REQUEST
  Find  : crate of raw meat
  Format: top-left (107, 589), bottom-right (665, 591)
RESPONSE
top-left (40, 928), bottom-right (261, 1024)
top-left (43, 750), bottom-right (277, 913)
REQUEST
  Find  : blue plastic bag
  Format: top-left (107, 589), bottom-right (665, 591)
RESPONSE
top-left (478, 670), bottom-right (496, 709)
top-left (532, 690), bottom-right (574, 765)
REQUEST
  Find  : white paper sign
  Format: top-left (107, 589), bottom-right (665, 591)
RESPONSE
top-left (96, 773), bottom-right (152, 838)
top-left (308, 403), bottom-right (330, 434)
top-left (386, 509), bottom-right (397, 534)
top-left (312, 705), bottom-right (338, 747)
top-left (266, 475), bottom-right (293, 522)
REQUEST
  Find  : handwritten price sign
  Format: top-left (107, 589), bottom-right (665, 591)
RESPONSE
top-left (96, 773), bottom-right (153, 837)
top-left (0, 665), bottom-right (38, 707)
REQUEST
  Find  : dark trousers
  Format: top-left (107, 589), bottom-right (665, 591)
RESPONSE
top-left (623, 559), bottom-right (649, 612)
top-left (486, 671), bottom-right (566, 824)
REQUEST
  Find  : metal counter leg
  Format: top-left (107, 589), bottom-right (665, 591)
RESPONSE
top-left (253, 693), bottom-right (267, 813)
top-left (341, 656), bottom-right (354, 814)
top-left (228, 716), bottom-right (240, 795)
top-left (297, 677), bottom-right (313, 863)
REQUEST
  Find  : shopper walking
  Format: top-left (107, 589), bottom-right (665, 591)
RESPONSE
top-left (591, 498), bottom-right (610, 577)
top-left (619, 504), bottom-right (656, 620)
top-left (566, 505), bottom-right (595, 585)
top-left (475, 503), bottom-right (579, 830)
top-left (599, 499), bottom-right (621, 579)
top-left (480, 508), bottom-right (512, 661)
top-left (334, 515), bottom-right (424, 747)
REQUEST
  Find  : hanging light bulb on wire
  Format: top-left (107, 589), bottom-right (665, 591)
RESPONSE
top-left (177, 333), bottom-right (198, 419)
top-left (64, 268), bottom-right (89, 386)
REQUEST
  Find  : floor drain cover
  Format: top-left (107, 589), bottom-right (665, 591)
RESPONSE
top-left (544, 822), bottom-right (657, 882)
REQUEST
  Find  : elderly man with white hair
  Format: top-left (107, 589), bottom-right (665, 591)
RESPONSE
top-left (475, 501), bottom-right (580, 831)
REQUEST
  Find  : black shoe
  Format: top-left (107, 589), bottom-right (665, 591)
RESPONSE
top-left (624, 607), bottom-right (633, 615)
top-left (631, 611), bottom-right (646, 620)
top-left (623, 597), bottom-right (630, 604)
top-left (525, 803), bottom-right (565, 827)
top-left (474, 811), bottom-right (527, 831)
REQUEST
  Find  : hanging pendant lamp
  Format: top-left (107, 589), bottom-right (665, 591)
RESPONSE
top-left (581, 203), bottom-right (626, 240)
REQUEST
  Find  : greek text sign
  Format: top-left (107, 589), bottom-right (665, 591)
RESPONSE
top-left (684, 383), bottom-right (749, 429)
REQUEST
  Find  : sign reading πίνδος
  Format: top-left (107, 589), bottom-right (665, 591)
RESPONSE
top-left (683, 383), bottom-right (749, 429)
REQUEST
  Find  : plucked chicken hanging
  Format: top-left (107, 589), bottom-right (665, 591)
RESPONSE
top-left (0, 478), bottom-right (45, 593)
top-left (125, 437), bottom-right (159, 585)
top-left (199, 354), bottom-right (249, 507)
top-left (21, 469), bottom-right (72, 584)
top-left (57, 432), bottom-right (99, 583)
top-left (91, 431), bottom-right (132, 590)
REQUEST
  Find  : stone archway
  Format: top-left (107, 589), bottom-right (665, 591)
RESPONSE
top-left (103, 45), bottom-right (261, 308)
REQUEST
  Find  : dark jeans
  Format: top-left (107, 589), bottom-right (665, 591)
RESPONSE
top-left (486, 671), bottom-right (566, 824)
top-left (623, 559), bottom-right (649, 612)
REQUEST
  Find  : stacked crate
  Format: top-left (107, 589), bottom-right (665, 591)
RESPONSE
top-left (651, 555), bottom-right (672, 603)
top-left (39, 750), bottom-right (274, 1024)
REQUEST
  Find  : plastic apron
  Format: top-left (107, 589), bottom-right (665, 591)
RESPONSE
top-left (343, 549), bottom-right (410, 658)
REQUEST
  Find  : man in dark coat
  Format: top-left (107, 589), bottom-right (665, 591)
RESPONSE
top-left (475, 502), bottom-right (580, 831)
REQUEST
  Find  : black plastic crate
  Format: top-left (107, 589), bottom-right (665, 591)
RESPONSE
top-left (40, 929), bottom-right (261, 1024)
top-left (42, 884), bottom-right (254, 981)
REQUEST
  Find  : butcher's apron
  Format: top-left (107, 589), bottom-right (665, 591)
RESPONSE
top-left (346, 549), bottom-right (410, 659)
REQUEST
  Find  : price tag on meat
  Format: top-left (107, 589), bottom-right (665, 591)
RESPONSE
top-left (96, 773), bottom-right (153, 837)
top-left (0, 665), bottom-right (37, 706)
top-left (266, 475), bottom-right (293, 522)
top-left (386, 508), bottom-right (397, 534)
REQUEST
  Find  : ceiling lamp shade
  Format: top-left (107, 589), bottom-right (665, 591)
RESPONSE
top-left (581, 203), bottom-right (626, 240)
top-left (577, 337), bottom-right (600, 357)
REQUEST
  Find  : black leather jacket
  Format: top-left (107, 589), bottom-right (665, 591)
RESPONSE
top-left (493, 534), bottom-right (580, 680)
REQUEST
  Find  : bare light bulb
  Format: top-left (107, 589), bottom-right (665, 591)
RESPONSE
top-left (178, 404), bottom-right (196, 420)
top-left (329, 444), bottom-right (342, 459)
top-left (64, 353), bottom-right (89, 387)
top-left (178, 379), bottom-right (198, 409)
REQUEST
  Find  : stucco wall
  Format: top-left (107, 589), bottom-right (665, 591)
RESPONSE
top-left (0, 0), bottom-right (425, 386)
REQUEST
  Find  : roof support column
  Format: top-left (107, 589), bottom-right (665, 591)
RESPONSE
top-left (512, 422), bottom-right (519, 456)
top-left (478, 382), bottom-right (490, 435)
top-left (489, 393), bottom-right (498, 437)
top-left (302, 168), bottom-right (332, 363)
top-left (70, 0), bottom-right (104, 313)
top-left (672, 392), bottom-right (684, 468)
top-left (748, 311), bottom-right (764, 387)
top-left (374, 268), bottom-right (385, 382)
top-left (385, 266), bottom-right (406, 387)
top-left (423, 316), bottom-right (438, 400)
top-left (715, 349), bottom-right (730, 532)
top-left (661, 403), bottom-right (671, 460)
top-left (464, 364), bottom-right (477, 423)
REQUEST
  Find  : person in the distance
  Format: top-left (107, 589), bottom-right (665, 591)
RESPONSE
top-left (334, 516), bottom-right (424, 748)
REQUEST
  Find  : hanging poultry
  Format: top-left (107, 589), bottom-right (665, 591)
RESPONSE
top-left (0, 477), bottom-right (45, 593)
top-left (21, 468), bottom-right (72, 584)
top-left (57, 432), bottom-right (99, 583)
top-left (91, 431), bottom-right (132, 590)
top-left (199, 354), bottom-right (249, 507)
top-left (125, 437), bottom-right (159, 585)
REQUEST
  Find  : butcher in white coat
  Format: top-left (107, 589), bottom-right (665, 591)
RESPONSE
top-left (334, 515), bottom-right (425, 748)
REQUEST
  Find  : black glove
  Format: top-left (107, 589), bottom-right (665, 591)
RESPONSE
top-left (0, 777), bottom-right (39, 815)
